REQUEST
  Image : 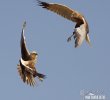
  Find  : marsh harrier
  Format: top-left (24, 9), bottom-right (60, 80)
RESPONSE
top-left (37, 0), bottom-right (91, 47)
top-left (17, 21), bottom-right (45, 86)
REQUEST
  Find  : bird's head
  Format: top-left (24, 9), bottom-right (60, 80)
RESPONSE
top-left (30, 51), bottom-right (38, 60)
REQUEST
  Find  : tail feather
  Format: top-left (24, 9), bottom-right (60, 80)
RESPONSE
top-left (17, 64), bottom-right (26, 82)
top-left (17, 64), bottom-right (36, 86)
top-left (26, 73), bottom-right (36, 86)
top-left (17, 60), bottom-right (45, 86)
top-left (86, 34), bottom-right (91, 46)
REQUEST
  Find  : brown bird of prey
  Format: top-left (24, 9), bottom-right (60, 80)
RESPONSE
top-left (37, 0), bottom-right (91, 47)
top-left (17, 21), bottom-right (45, 86)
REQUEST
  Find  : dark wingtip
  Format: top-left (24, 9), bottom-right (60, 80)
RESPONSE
top-left (23, 21), bottom-right (26, 29)
top-left (36, 0), bottom-right (41, 4)
top-left (36, 0), bottom-right (49, 8)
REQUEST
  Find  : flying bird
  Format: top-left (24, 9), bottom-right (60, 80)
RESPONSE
top-left (37, 0), bottom-right (91, 47)
top-left (17, 21), bottom-right (45, 86)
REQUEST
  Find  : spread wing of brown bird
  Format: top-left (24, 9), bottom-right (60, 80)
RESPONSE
top-left (17, 21), bottom-right (46, 86)
top-left (37, 0), bottom-right (91, 47)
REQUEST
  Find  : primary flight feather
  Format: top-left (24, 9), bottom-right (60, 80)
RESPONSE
top-left (37, 0), bottom-right (91, 47)
top-left (17, 21), bottom-right (46, 86)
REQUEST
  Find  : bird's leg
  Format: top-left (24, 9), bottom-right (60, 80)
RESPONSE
top-left (67, 32), bottom-right (75, 42)
top-left (67, 34), bottom-right (73, 42)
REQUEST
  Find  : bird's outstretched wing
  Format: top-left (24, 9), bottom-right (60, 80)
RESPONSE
top-left (21, 21), bottom-right (30, 61)
top-left (37, 0), bottom-right (84, 25)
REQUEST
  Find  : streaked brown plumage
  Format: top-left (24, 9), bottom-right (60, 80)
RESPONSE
top-left (37, 0), bottom-right (91, 47)
top-left (17, 21), bottom-right (45, 86)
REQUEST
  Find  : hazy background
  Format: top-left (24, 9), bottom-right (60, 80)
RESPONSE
top-left (0, 0), bottom-right (109, 99)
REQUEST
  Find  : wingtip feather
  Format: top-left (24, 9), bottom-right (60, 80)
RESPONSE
top-left (23, 21), bottom-right (26, 29)
top-left (37, 0), bottom-right (49, 8)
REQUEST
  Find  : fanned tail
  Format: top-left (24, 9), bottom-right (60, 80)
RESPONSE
top-left (17, 64), bottom-right (36, 86)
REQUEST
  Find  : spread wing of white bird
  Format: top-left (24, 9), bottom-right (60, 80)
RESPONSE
top-left (21, 21), bottom-right (30, 60)
top-left (37, 0), bottom-right (84, 27)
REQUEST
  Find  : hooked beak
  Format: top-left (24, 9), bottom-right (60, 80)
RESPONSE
top-left (86, 34), bottom-right (91, 47)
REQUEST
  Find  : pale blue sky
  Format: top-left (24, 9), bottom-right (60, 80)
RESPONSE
top-left (0, 0), bottom-right (110, 100)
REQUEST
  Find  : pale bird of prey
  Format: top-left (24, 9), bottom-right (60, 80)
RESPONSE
top-left (37, 0), bottom-right (91, 47)
top-left (17, 21), bottom-right (45, 86)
